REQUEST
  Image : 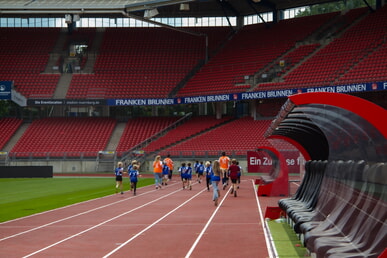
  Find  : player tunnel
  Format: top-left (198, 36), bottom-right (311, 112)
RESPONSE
top-left (264, 92), bottom-right (387, 163)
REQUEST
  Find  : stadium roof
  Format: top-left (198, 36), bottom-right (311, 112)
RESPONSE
top-left (0, 0), bottom-right (342, 17)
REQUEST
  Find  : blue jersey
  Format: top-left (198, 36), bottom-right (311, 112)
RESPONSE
top-left (115, 167), bottom-right (123, 176)
top-left (129, 169), bottom-right (139, 182)
top-left (185, 166), bottom-right (192, 179)
top-left (204, 165), bottom-right (213, 178)
top-left (162, 164), bottom-right (170, 175)
top-left (196, 164), bottom-right (205, 174)
top-left (194, 162), bottom-right (199, 172)
top-left (179, 166), bottom-right (186, 176)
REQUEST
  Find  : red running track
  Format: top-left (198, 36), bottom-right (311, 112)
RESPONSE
top-left (0, 176), bottom-right (286, 258)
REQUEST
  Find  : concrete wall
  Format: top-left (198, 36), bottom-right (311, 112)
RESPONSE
top-left (7, 159), bottom-right (249, 174)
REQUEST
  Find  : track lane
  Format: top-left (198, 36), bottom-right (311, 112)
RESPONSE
top-left (0, 178), bottom-right (271, 258)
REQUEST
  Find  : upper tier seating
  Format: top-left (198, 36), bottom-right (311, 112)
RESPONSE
top-left (0, 28), bottom-right (61, 98)
top-left (337, 42), bottom-right (387, 85)
top-left (260, 7), bottom-right (387, 90)
top-left (115, 116), bottom-right (180, 156)
top-left (142, 115), bottom-right (234, 153)
top-left (0, 118), bottom-right (23, 150)
top-left (66, 27), bottom-right (231, 99)
top-left (177, 12), bottom-right (338, 97)
top-left (10, 117), bottom-right (116, 157)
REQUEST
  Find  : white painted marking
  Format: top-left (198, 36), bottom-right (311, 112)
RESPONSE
top-left (253, 180), bottom-right (277, 258)
top-left (185, 187), bottom-right (231, 258)
top-left (22, 185), bottom-right (183, 258)
top-left (0, 183), bottom-right (178, 242)
top-left (103, 187), bottom-right (208, 257)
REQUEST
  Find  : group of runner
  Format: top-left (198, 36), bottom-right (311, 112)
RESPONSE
top-left (152, 152), bottom-right (242, 206)
top-left (114, 152), bottom-right (242, 205)
top-left (114, 160), bottom-right (141, 195)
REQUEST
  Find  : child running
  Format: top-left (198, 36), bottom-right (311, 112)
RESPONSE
top-left (211, 160), bottom-right (221, 206)
top-left (179, 162), bottom-right (186, 188)
top-left (114, 161), bottom-right (124, 194)
top-left (162, 162), bottom-right (170, 186)
top-left (204, 161), bottom-right (213, 191)
top-left (153, 155), bottom-right (163, 189)
top-left (186, 162), bottom-right (193, 190)
top-left (236, 161), bottom-right (242, 189)
top-left (128, 164), bottom-right (140, 195)
top-left (196, 161), bottom-right (205, 183)
top-left (228, 159), bottom-right (240, 197)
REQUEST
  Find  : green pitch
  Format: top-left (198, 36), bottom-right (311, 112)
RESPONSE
top-left (267, 219), bottom-right (308, 257)
top-left (0, 177), bottom-right (154, 222)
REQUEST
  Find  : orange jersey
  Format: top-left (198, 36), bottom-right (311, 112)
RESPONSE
top-left (219, 156), bottom-right (230, 169)
top-left (164, 157), bottom-right (174, 170)
top-left (153, 161), bottom-right (163, 173)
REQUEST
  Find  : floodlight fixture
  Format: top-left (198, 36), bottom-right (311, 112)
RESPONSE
top-left (144, 8), bottom-right (159, 18)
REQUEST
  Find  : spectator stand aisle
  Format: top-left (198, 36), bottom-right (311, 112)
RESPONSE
top-left (264, 92), bottom-right (387, 258)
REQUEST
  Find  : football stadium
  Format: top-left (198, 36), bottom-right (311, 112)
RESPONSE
top-left (0, 0), bottom-right (386, 257)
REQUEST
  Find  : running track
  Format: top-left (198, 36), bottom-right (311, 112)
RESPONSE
top-left (0, 176), bottom-right (289, 258)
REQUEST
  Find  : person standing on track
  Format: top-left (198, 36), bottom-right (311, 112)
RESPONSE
top-left (114, 161), bottom-right (125, 194)
top-left (153, 155), bottom-right (163, 189)
top-left (211, 160), bottom-right (222, 206)
top-left (204, 161), bottom-right (213, 191)
top-left (163, 154), bottom-right (174, 181)
top-left (219, 151), bottom-right (230, 190)
top-left (129, 164), bottom-right (140, 195)
top-left (228, 159), bottom-right (240, 197)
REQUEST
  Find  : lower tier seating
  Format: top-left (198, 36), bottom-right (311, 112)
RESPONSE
top-left (0, 118), bottom-right (23, 150)
top-left (10, 117), bottom-right (116, 157)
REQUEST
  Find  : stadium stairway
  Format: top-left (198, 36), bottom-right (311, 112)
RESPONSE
top-left (2, 123), bottom-right (30, 153)
top-left (53, 73), bottom-right (72, 98)
top-left (106, 122), bottom-right (126, 151)
top-left (143, 116), bottom-right (236, 157)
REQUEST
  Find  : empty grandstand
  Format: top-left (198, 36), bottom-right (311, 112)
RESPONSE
top-left (0, 1), bottom-right (386, 257)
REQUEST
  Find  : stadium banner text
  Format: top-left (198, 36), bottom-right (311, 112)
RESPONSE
top-left (27, 81), bottom-right (386, 106)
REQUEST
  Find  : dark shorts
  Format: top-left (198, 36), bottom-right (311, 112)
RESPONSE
top-left (231, 178), bottom-right (237, 184)
top-left (182, 174), bottom-right (191, 180)
top-left (116, 175), bottom-right (123, 181)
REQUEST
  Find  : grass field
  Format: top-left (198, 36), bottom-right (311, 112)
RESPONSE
top-left (267, 219), bottom-right (308, 257)
top-left (0, 177), bottom-right (154, 222)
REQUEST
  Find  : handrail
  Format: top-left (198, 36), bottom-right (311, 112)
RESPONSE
top-left (119, 112), bottom-right (193, 163)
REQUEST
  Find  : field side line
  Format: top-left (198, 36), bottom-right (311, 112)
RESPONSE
top-left (185, 186), bottom-right (231, 258)
top-left (0, 181), bottom-right (160, 225)
top-left (253, 179), bottom-right (277, 258)
top-left (22, 186), bottom-right (184, 258)
top-left (0, 182), bottom-right (180, 242)
top-left (103, 187), bottom-right (208, 258)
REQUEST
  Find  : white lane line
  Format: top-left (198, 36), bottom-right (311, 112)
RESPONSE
top-left (184, 186), bottom-right (231, 258)
top-left (0, 183), bottom-right (179, 242)
top-left (253, 180), bottom-right (277, 258)
top-left (23, 186), bottom-right (184, 258)
top-left (103, 187), bottom-right (208, 258)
